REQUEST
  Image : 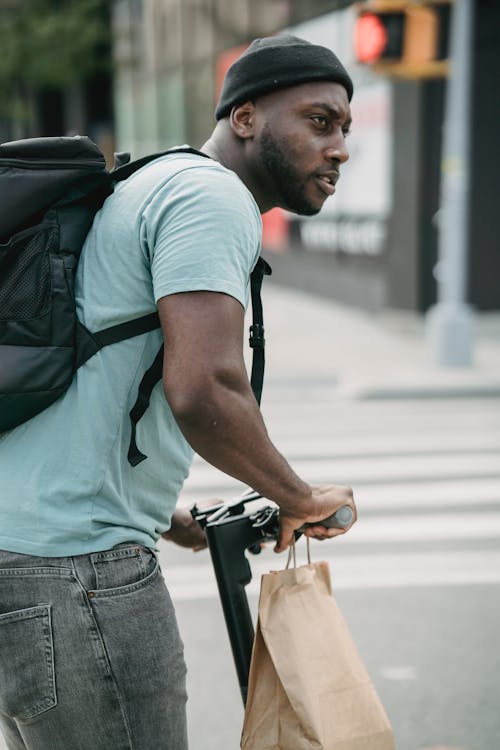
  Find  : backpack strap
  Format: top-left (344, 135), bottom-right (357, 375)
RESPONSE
top-left (75, 313), bottom-right (160, 369)
top-left (76, 148), bottom-right (210, 368)
top-left (111, 146), bottom-right (211, 183)
top-left (94, 145), bottom-right (271, 467)
top-left (127, 257), bottom-right (273, 467)
top-left (249, 257), bottom-right (272, 406)
top-left (127, 345), bottom-right (165, 466)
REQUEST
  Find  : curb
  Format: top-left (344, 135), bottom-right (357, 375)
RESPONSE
top-left (356, 383), bottom-right (500, 401)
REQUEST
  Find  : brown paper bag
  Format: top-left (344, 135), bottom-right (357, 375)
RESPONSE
top-left (241, 559), bottom-right (394, 750)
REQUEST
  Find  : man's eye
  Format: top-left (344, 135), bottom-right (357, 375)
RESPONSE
top-left (311, 116), bottom-right (328, 127)
top-left (342, 128), bottom-right (351, 138)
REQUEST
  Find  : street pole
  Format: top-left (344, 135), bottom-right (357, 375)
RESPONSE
top-left (426, 0), bottom-right (474, 366)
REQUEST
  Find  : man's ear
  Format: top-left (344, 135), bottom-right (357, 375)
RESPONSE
top-left (229, 101), bottom-right (256, 140)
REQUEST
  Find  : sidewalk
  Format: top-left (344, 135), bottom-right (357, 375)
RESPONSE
top-left (259, 281), bottom-right (500, 400)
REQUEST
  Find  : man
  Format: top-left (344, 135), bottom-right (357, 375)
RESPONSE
top-left (0, 36), bottom-right (356, 750)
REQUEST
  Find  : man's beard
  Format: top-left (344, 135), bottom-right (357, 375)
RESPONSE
top-left (259, 124), bottom-right (320, 216)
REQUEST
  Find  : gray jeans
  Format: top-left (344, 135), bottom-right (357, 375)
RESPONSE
top-left (0, 544), bottom-right (188, 750)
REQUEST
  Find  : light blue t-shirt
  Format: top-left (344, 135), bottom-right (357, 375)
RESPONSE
top-left (0, 151), bottom-right (262, 556)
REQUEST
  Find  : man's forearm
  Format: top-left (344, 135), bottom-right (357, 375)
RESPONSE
top-left (167, 376), bottom-right (312, 514)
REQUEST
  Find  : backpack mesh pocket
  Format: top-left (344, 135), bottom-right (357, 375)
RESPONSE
top-left (0, 223), bottom-right (58, 320)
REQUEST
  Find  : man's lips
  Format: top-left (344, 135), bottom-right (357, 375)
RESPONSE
top-left (314, 171), bottom-right (340, 197)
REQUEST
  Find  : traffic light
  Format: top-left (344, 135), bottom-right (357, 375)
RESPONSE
top-left (354, 0), bottom-right (452, 78)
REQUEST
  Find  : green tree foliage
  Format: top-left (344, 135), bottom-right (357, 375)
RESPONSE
top-left (0, 0), bottom-right (109, 119)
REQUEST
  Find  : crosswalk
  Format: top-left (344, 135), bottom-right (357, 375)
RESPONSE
top-left (160, 393), bottom-right (500, 599)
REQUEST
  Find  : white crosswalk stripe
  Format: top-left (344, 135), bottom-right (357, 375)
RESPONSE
top-left (163, 548), bottom-right (500, 601)
top-left (161, 396), bottom-right (500, 598)
top-left (180, 452), bottom-right (500, 495)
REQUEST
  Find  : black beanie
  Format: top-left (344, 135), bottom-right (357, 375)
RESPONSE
top-left (215, 35), bottom-right (353, 120)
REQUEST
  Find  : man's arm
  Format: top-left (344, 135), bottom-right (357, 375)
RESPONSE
top-left (161, 507), bottom-right (208, 551)
top-left (158, 290), bottom-right (355, 552)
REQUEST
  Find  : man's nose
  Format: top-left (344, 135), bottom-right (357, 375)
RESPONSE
top-left (324, 133), bottom-right (349, 164)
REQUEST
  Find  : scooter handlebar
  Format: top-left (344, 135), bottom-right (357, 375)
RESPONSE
top-left (298, 504), bottom-right (354, 531)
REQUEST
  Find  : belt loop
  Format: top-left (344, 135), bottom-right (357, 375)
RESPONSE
top-left (70, 551), bottom-right (96, 593)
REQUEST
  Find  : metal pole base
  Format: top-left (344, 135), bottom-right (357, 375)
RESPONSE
top-left (425, 301), bottom-right (474, 367)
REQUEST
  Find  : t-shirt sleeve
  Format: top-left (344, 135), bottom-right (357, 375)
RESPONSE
top-left (141, 164), bottom-right (262, 308)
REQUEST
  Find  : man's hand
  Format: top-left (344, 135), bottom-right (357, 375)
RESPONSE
top-left (161, 507), bottom-right (207, 551)
top-left (275, 484), bottom-right (356, 553)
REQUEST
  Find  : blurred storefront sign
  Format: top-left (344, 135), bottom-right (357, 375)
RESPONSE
top-left (299, 215), bottom-right (386, 257)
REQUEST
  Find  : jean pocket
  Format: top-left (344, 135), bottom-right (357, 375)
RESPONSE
top-left (90, 545), bottom-right (158, 594)
top-left (0, 604), bottom-right (57, 721)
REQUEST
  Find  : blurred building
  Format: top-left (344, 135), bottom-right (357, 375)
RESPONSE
top-left (0, 1), bottom-right (114, 165)
top-left (111, 1), bottom-right (499, 313)
top-left (112, 0), bottom-right (292, 154)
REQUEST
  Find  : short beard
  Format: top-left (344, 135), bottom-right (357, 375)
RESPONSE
top-left (259, 124), bottom-right (320, 216)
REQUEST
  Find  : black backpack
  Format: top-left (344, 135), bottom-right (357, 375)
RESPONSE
top-left (0, 135), bottom-right (271, 465)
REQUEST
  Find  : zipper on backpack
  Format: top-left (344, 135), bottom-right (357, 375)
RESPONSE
top-left (0, 159), bottom-right (105, 170)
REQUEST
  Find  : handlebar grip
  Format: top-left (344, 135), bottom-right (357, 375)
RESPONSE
top-left (300, 504), bottom-right (353, 531)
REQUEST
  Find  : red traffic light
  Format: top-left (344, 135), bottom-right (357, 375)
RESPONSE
top-left (354, 13), bottom-right (388, 63)
top-left (354, 3), bottom-right (450, 75)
